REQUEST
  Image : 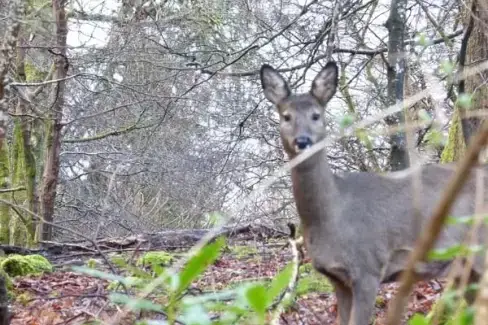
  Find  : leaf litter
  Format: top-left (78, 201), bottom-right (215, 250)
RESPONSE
top-left (9, 238), bottom-right (445, 325)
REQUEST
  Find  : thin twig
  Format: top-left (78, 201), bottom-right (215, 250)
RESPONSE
top-left (0, 186), bottom-right (25, 193)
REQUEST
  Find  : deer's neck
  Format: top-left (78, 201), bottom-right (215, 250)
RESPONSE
top-left (290, 151), bottom-right (341, 229)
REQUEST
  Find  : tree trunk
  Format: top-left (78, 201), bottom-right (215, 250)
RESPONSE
top-left (441, 0), bottom-right (488, 162)
top-left (8, 39), bottom-right (38, 246)
top-left (385, 0), bottom-right (410, 171)
top-left (0, 0), bottom-right (24, 245)
top-left (459, 0), bottom-right (488, 145)
top-left (0, 273), bottom-right (8, 325)
top-left (39, 0), bottom-right (68, 241)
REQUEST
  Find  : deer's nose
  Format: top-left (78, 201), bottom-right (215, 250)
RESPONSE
top-left (294, 136), bottom-right (312, 149)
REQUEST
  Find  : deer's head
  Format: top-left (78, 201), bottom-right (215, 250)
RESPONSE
top-left (260, 61), bottom-right (338, 158)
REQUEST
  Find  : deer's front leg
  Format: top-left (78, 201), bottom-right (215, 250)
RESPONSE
top-left (333, 280), bottom-right (352, 325)
top-left (348, 275), bottom-right (379, 325)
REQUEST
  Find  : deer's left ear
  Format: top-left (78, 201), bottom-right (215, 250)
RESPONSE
top-left (310, 61), bottom-right (338, 105)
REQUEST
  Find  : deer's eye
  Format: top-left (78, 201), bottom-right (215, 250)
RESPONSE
top-left (283, 114), bottom-right (291, 122)
top-left (311, 113), bottom-right (320, 121)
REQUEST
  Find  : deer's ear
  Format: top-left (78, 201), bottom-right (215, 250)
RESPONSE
top-left (260, 64), bottom-right (291, 105)
top-left (310, 61), bottom-right (338, 105)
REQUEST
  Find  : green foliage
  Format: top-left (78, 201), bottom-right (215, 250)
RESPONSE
top-left (424, 129), bottom-right (447, 148)
top-left (456, 94), bottom-right (473, 110)
top-left (440, 60), bottom-right (455, 76)
top-left (339, 114), bottom-right (355, 130)
top-left (446, 214), bottom-right (488, 226)
top-left (175, 237), bottom-right (225, 297)
top-left (74, 237), bottom-right (297, 325)
top-left (107, 276), bottom-right (149, 291)
top-left (230, 245), bottom-right (258, 259)
top-left (137, 251), bottom-right (174, 270)
top-left (24, 62), bottom-right (48, 82)
top-left (86, 258), bottom-right (99, 269)
top-left (428, 244), bottom-right (483, 261)
top-left (1, 254), bottom-right (52, 277)
top-left (296, 263), bottom-right (333, 296)
top-left (267, 263), bottom-right (294, 302)
top-left (410, 289), bottom-right (475, 325)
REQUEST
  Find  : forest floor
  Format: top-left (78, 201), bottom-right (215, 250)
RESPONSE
top-left (8, 235), bottom-right (444, 325)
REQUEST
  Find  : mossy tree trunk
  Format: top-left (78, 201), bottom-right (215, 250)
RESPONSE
top-left (0, 0), bottom-right (52, 246)
top-left (442, 0), bottom-right (488, 162)
top-left (7, 26), bottom-right (48, 247)
top-left (10, 119), bottom-right (29, 245)
top-left (0, 144), bottom-right (10, 244)
top-left (440, 109), bottom-right (466, 163)
top-left (459, 1), bottom-right (488, 145)
top-left (0, 0), bottom-right (25, 245)
top-left (8, 40), bottom-right (40, 247)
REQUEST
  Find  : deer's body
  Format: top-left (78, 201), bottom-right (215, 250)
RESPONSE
top-left (260, 61), bottom-right (486, 325)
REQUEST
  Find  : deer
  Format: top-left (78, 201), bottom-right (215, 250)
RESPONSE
top-left (259, 60), bottom-right (487, 325)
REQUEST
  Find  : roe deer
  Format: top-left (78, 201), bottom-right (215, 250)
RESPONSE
top-left (259, 61), bottom-right (487, 325)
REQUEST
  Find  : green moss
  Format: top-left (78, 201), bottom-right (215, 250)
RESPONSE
top-left (1, 254), bottom-right (52, 277)
top-left (441, 108), bottom-right (466, 163)
top-left (296, 263), bottom-right (333, 296)
top-left (15, 292), bottom-right (33, 306)
top-left (86, 258), bottom-right (98, 269)
top-left (109, 254), bottom-right (127, 267)
top-left (0, 269), bottom-right (12, 290)
top-left (299, 263), bottom-right (313, 273)
top-left (9, 120), bottom-right (36, 246)
top-left (0, 142), bottom-right (10, 244)
top-left (107, 276), bottom-right (148, 291)
top-left (230, 245), bottom-right (258, 259)
top-left (24, 62), bottom-right (48, 82)
top-left (137, 251), bottom-right (173, 269)
top-left (375, 295), bottom-right (386, 307)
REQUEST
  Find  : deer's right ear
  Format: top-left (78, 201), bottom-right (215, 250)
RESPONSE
top-left (311, 61), bottom-right (338, 105)
top-left (260, 64), bottom-right (290, 105)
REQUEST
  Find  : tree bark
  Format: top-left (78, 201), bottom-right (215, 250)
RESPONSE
top-left (39, 0), bottom-right (68, 241)
top-left (0, 273), bottom-right (8, 325)
top-left (0, 0), bottom-right (25, 245)
top-left (459, 0), bottom-right (488, 145)
top-left (385, 0), bottom-right (410, 171)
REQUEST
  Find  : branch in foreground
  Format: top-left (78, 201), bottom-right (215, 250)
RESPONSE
top-left (270, 223), bottom-right (304, 324)
top-left (385, 120), bottom-right (488, 325)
